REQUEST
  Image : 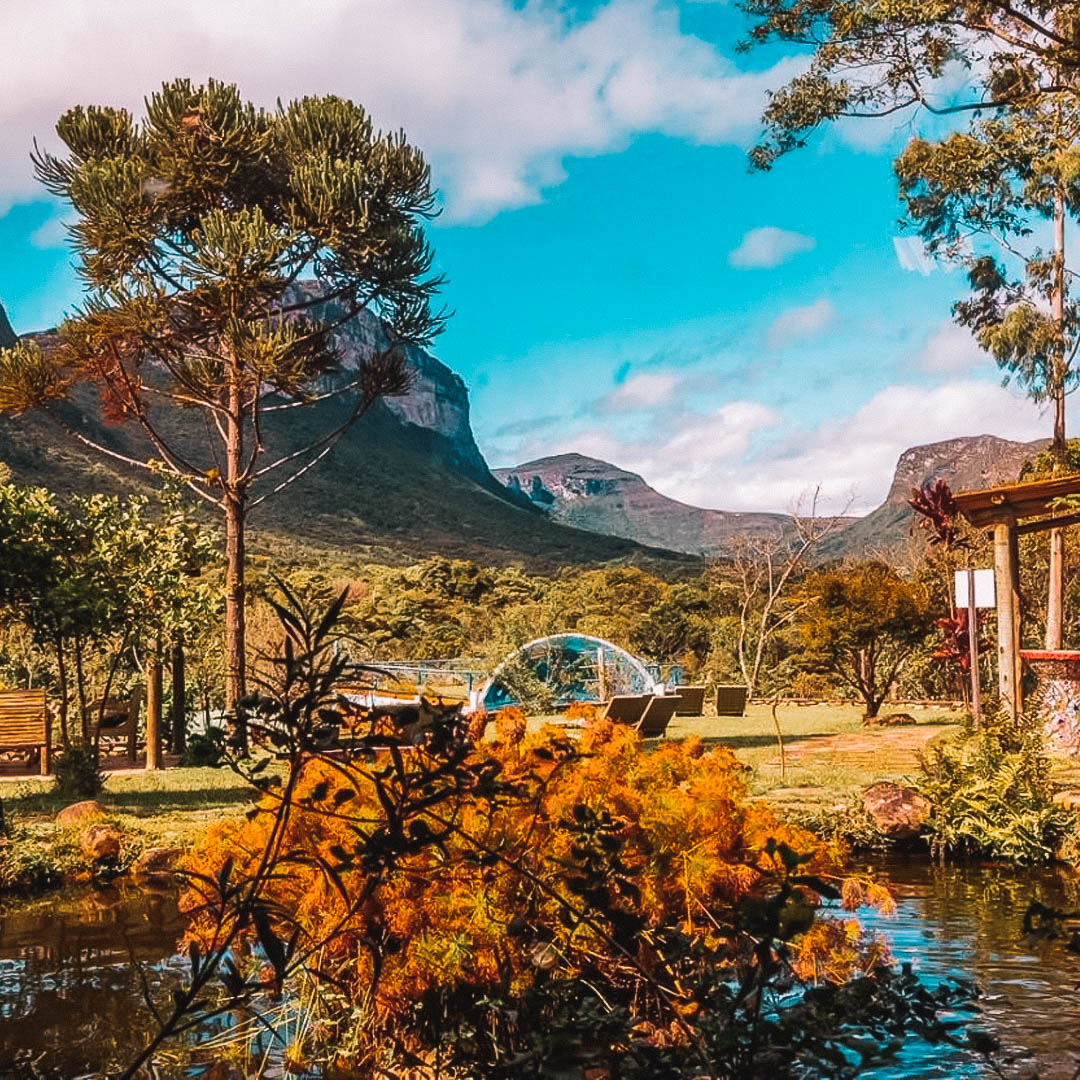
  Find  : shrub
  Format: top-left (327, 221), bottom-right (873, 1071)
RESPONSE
top-left (917, 711), bottom-right (1076, 863)
top-left (563, 700), bottom-right (599, 722)
top-left (149, 589), bottom-right (987, 1079)
top-left (52, 742), bottom-right (105, 799)
top-left (180, 720), bottom-right (983, 1076)
top-left (179, 726), bottom-right (226, 768)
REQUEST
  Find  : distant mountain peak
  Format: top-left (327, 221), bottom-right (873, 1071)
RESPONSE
top-left (0, 303), bottom-right (15, 349)
top-left (494, 453), bottom-right (790, 555)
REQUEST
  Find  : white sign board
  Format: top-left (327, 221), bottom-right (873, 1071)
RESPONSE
top-left (954, 569), bottom-right (996, 609)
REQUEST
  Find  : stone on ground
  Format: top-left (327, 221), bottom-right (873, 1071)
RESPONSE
top-left (79, 823), bottom-right (122, 862)
top-left (133, 846), bottom-right (183, 877)
top-left (56, 800), bottom-right (107, 828)
top-left (863, 782), bottom-right (931, 840)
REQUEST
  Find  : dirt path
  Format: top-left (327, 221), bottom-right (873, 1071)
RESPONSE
top-left (763, 724), bottom-right (956, 774)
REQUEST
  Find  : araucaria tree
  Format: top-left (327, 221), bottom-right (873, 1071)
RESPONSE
top-left (742, 0), bottom-right (1080, 647)
top-left (0, 79), bottom-right (444, 715)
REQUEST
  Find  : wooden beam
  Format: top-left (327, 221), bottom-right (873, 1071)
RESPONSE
top-left (994, 520), bottom-right (1021, 721)
top-left (1014, 510), bottom-right (1080, 536)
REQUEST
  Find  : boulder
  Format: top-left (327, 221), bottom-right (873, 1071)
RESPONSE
top-left (133, 846), bottom-right (183, 877)
top-left (863, 782), bottom-right (932, 840)
top-left (56, 800), bottom-right (107, 828)
top-left (79, 823), bottom-right (122, 862)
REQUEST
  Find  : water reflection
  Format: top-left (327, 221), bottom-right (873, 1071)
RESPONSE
top-left (859, 855), bottom-right (1080, 1078)
top-left (1, 860), bottom-right (1080, 1077)
top-left (0, 883), bottom-right (186, 1078)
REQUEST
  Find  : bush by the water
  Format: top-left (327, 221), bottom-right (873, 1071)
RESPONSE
top-left (53, 742), bottom-right (105, 799)
top-left (182, 711), bottom-right (984, 1076)
top-left (917, 712), bottom-right (1075, 863)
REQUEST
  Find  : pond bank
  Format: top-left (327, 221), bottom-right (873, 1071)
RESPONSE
top-left (0, 766), bottom-right (253, 903)
top-left (2, 856), bottom-right (1078, 1078)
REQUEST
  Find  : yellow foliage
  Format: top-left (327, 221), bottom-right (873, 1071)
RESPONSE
top-left (184, 724), bottom-right (890, 1051)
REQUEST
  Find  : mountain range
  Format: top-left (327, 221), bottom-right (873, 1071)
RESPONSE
top-left (0, 298), bottom-right (1046, 569)
top-left (496, 436), bottom-right (1045, 559)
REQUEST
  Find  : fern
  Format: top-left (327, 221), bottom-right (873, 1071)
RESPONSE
top-left (917, 712), bottom-right (1075, 863)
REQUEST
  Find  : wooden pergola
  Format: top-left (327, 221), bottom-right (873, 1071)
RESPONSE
top-left (953, 473), bottom-right (1080, 719)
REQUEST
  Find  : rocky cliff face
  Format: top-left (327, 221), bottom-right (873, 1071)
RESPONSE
top-left (287, 283), bottom-right (493, 487)
top-left (825, 434), bottom-right (1048, 557)
top-left (0, 303), bottom-right (15, 349)
top-left (494, 453), bottom-right (791, 555)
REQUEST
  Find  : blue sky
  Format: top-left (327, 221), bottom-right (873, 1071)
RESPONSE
top-left (0, 0), bottom-right (1053, 514)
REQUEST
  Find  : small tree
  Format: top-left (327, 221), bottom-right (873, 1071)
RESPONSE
top-left (797, 562), bottom-right (935, 717)
top-left (0, 474), bottom-right (214, 750)
top-left (0, 78), bottom-right (444, 718)
top-left (723, 491), bottom-right (849, 697)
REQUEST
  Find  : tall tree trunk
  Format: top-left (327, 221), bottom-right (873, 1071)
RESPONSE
top-left (146, 639), bottom-right (163, 770)
top-left (224, 384), bottom-right (248, 749)
top-left (54, 637), bottom-right (70, 751)
top-left (171, 631), bottom-right (186, 754)
top-left (1047, 187), bottom-right (1068, 650)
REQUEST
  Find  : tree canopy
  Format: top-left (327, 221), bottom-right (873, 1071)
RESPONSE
top-left (0, 79), bottom-right (445, 714)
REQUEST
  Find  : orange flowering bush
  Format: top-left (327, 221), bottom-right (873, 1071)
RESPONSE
top-left (154, 591), bottom-right (985, 1080)
top-left (183, 714), bottom-right (897, 1073)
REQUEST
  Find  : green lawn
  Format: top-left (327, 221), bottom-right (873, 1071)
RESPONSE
top-left (534, 702), bottom-right (964, 813)
top-left (3, 766), bottom-right (255, 849)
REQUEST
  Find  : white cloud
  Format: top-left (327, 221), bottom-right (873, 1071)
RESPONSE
top-left (728, 226), bottom-right (815, 269)
top-left (499, 378), bottom-right (1049, 515)
top-left (765, 298), bottom-right (835, 349)
top-left (597, 371), bottom-right (680, 412)
top-left (912, 321), bottom-right (985, 374)
top-left (28, 214), bottom-right (73, 250)
top-left (0, 0), bottom-right (804, 222)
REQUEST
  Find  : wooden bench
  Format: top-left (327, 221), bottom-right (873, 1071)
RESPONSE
top-left (0, 690), bottom-right (50, 774)
top-left (672, 685), bottom-right (706, 716)
top-left (715, 685), bottom-right (749, 717)
top-left (89, 693), bottom-right (140, 762)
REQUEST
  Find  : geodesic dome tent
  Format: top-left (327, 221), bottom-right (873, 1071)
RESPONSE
top-left (481, 633), bottom-right (655, 711)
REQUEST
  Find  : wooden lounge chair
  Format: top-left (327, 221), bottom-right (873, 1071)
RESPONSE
top-left (636, 695), bottom-right (680, 738)
top-left (0, 689), bottom-right (50, 774)
top-left (602, 694), bottom-right (651, 725)
top-left (715, 685), bottom-right (749, 717)
top-left (672, 685), bottom-right (706, 716)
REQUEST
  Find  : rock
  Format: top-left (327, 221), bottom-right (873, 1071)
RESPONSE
top-left (56, 800), bottom-right (107, 828)
top-left (79, 823), bottom-right (122, 862)
top-left (133, 846), bottom-right (183, 877)
top-left (863, 782), bottom-right (932, 840)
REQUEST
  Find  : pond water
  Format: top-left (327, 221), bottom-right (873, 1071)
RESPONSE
top-left (2, 858), bottom-right (1080, 1078)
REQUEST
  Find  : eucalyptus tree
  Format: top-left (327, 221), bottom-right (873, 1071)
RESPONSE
top-left (743, 0), bottom-right (1080, 646)
top-left (0, 78), bottom-right (444, 717)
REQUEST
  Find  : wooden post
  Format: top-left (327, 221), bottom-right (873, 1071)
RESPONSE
top-left (127, 685), bottom-right (141, 764)
top-left (145, 643), bottom-right (163, 771)
top-left (994, 520), bottom-right (1020, 721)
top-left (1011, 525), bottom-right (1023, 699)
top-left (966, 566), bottom-right (981, 726)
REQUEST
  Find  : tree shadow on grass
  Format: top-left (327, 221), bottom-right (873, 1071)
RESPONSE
top-left (694, 732), bottom-right (841, 751)
top-left (105, 786), bottom-right (255, 814)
